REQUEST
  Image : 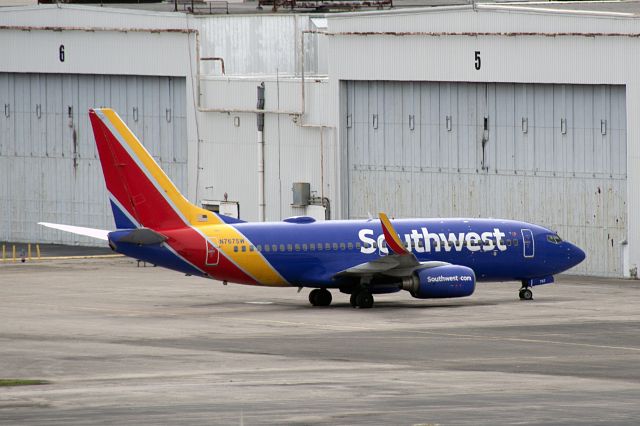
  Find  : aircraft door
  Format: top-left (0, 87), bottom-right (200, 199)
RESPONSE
top-left (521, 229), bottom-right (534, 258)
top-left (205, 238), bottom-right (220, 266)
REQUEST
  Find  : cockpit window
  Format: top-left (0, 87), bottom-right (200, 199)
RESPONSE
top-left (546, 234), bottom-right (563, 244)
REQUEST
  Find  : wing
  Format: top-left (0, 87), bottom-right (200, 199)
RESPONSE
top-left (335, 257), bottom-right (449, 278)
top-left (39, 222), bottom-right (109, 241)
top-left (334, 213), bottom-right (449, 279)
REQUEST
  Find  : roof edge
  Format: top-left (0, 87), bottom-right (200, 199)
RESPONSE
top-left (0, 3), bottom-right (189, 19)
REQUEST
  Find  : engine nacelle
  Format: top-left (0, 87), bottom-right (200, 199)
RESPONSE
top-left (402, 265), bottom-right (476, 299)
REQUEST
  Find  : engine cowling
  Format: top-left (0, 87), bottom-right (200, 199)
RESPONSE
top-left (402, 265), bottom-right (476, 299)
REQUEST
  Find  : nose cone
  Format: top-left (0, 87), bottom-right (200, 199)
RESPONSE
top-left (566, 242), bottom-right (586, 269)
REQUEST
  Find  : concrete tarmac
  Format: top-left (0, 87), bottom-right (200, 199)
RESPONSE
top-left (0, 258), bottom-right (639, 425)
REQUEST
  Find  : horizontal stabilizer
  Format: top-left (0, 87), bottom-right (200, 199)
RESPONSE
top-left (38, 222), bottom-right (109, 241)
top-left (111, 228), bottom-right (168, 245)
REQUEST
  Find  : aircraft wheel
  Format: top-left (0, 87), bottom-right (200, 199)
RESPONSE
top-left (520, 288), bottom-right (533, 301)
top-left (318, 289), bottom-right (332, 306)
top-left (350, 292), bottom-right (358, 308)
top-left (309, 289), bottom-right (332, 307)
top-left (356, 291), bottom-right (374, 309)
top-left (309, 289), bottom-right (321, 306)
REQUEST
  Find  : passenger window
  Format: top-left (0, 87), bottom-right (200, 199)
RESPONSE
top-left (506, 239), bottom-right (512, 246)
top-left (325, 243), bottom-right (331, 250)
top-left (317, 243), bottom-right (323, 251)
top-left (264, 245), bottom-right (270, 252)
top-left (233, 246), bottom-right (238, 252)
top-left (332, 243), bottom-right (338, 250)
top-left (348, 242), bottom-right (353, 250)
top-left (373, 242), bottom-right (378, 249)
top-left (249, 245), bottom-right (254, 252)
top-left (302, 244), bottom-right (308, 251)
top-left (310, 243), bottom-right (315, 251)
top-left (513, 239), bottom-right (519, 247)
top-left (295, 244), bottom-right (301, 251)
top-left (257, 245), bottom-right (262, 251)
top-left (241, 246), bottom-right (246, 252)
top-left (279, 244), bottom-right (285, 252)
top-left (287, 244), bottom-right (293, 252)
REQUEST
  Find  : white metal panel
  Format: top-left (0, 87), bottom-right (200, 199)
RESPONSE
top-left (0, 73), bottom-right (187, 246)
top-left (0, 4), bottom-right (190, 30)
top-left (199, 77), bottom-right (330, 124)
top-left (329, 7), bottom-right (640, 34)
top-left (199, 15), bottom-right (323, 76)
top-left (345, 81), bottom-right (626, 276)
top-left (196, 110), bottom-right (332, 222)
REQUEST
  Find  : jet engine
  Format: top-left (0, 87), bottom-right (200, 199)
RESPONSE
top-left (401, 265), bottom-right (476, 299)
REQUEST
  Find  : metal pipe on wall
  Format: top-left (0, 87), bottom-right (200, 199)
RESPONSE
top-left (257, 82), bottom-right (266, 222)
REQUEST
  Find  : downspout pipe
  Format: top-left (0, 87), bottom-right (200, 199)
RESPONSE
top-left (257, 82), bottom-right (266, 222)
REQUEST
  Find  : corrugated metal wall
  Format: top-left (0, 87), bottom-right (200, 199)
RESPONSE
top-left (344, 81), bottom-right (626, 276)
top-left (197, 111), bottom-right (327, 222)
top-left (199, 15), bottom-right (324, 76)
top-left (0, 73), bottom-right (187, 245)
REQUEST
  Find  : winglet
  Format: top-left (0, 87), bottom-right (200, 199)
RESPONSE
top-left (379, 213), bottom-right (409, 255)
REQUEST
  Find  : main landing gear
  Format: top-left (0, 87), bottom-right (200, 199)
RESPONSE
top-left (350, 290), bottom-right (374, 309)
top-left (309, 288), bottom-right (332, 307)
top-left (519, 287), bottom-right (533, 301)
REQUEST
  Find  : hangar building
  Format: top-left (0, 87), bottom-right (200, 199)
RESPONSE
top-left (0, 2), bottom-right (636, 277)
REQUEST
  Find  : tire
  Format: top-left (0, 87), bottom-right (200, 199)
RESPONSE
top-left (309, 289), bottom-right (332, 307)
top-left (318, 289), bottom-right (332, 306)
top-left (350, 292), bottom-right (358, 308)
top-left (309, 289), bottom-right (321, 306)
top-left (356, 291), bottom-right (374, 309)
top-left (522, 289), bottom-right (533, 301)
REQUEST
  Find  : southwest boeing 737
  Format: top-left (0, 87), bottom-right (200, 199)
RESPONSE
top-left (40, 108), bottom-right (586, 309)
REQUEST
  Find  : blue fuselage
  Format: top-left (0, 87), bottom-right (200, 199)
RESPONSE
top-left (230, 218), bottom-right (585, 287)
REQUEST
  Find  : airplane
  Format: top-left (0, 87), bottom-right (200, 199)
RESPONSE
top-left (39, 108), bottom-right (586, 309)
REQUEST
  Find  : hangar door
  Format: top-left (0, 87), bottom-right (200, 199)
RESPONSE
top-left (0, 73), bottom-right (187, 245)
top-left (343, 82), bottom-right (626, 277)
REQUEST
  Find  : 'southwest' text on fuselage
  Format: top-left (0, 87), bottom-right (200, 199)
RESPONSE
top-left (358, 227), bottom-right (508, 255)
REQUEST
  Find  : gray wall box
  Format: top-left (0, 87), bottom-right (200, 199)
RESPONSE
top-left (292, 182), bottom-right (311, 207)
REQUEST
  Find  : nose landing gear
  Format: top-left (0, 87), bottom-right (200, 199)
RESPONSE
top-left (519, 287), bottom-right (533, 300)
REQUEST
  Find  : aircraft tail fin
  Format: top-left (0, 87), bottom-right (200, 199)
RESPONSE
top-left (89, 108), bottom-right (224, 230)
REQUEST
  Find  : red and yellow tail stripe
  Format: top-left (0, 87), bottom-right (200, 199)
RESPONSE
top-left (93, 108), bottom-right (224, 228)
top-left (90, 108), bottom-right (288, 287)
